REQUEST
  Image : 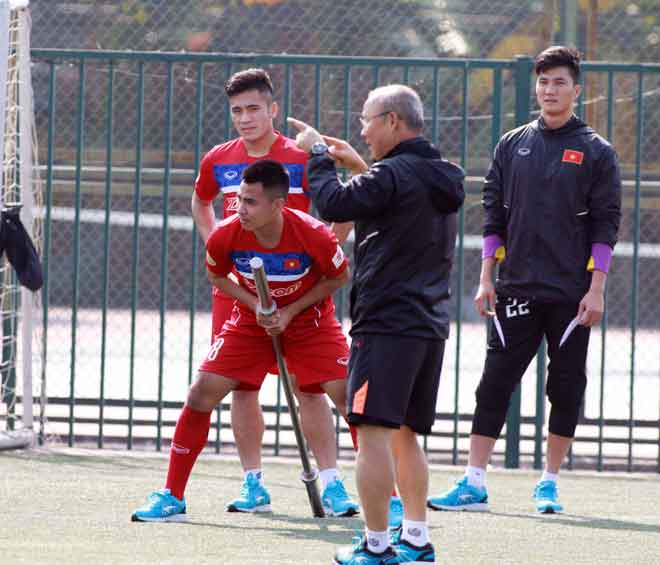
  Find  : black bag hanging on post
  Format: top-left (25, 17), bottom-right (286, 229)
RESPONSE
top-left (0, 205), bottom-right (43, 291)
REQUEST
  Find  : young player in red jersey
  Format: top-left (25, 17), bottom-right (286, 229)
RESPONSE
top-left (132, 160), bottom-right (358, 522)
top-left (190, 69), bottom-right (357, 515)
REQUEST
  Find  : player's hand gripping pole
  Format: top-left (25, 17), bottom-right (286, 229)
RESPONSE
top-left (249, 257), bottom-right (325, 518)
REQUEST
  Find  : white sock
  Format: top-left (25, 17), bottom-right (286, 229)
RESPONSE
top-left (401, 519), bottom-right (429, 547)
top-left (365, 529), bottom-right (390, 554)
top-left (465, 465), bottom-right (486, 489)
top-left (245, 469), bottom-right (264, 486)
top-left (319, 468), bottom-right (340, 489)
top-left (540, 470), bottom-right (558, 484)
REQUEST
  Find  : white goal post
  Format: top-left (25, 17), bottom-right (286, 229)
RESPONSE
top-left (0, 0), bottom-right (44, 450)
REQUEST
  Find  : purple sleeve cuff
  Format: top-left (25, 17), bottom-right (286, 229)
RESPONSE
top-left (482, 234), bottom-right (505, 259)
top-left (590, 242), bottom-right (613, 273)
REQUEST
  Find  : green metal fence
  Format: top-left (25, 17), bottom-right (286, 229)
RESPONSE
top-left (29, 49), bottom-right (660, 472)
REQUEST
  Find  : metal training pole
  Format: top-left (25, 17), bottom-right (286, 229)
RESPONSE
top-left (249, 257), bottom-right (325, 518)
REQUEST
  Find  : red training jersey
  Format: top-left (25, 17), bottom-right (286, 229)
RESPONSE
top-left (205, 208), bottom-right (348, 325)
top-left (194, 132), bottom-right (310, 216)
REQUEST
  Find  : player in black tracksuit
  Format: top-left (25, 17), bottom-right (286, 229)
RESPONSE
top-left (428, 46), bottom-right (622, 515)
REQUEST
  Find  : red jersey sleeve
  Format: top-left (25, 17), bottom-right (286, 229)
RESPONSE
top-left (194, 149), bottom-right (219, 202)
top-left (310, 223), bottom-right (348, 279)
top-left (205, 222), bottom-right (234, 277)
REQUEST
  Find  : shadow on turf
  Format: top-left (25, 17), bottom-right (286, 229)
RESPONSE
top-left (178, 513), bottom-right (362, 543)
top-left (487, 511), bottom-right (660, 535)
top-left (179, 514), bottom-right (443, 545)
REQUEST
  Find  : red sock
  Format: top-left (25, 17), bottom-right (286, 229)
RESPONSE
top-left (165, 405), bottom-right (212, 500)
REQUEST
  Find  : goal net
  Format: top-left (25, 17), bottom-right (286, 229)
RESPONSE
top-left (0, 0), bottom-right (45, 450)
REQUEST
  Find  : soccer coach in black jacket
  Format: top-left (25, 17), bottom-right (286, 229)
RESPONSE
top-left (288, 84), bottom-right (464, 564)
top-left (428, 46), bottom-right (622, 516)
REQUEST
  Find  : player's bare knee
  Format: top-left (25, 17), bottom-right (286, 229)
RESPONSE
top-left (187, 371), bottom-right (236, 411)
top-left (319, 379), bottom-right (347, 410)
top-left (231, 389), bottom-right (262, 412)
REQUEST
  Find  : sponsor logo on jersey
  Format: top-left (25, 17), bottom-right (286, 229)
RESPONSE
top-left (271, 281), bottom-right (302, 297)
top-left (214, 164), bottom-right (248, 189)
top-left (244, 278), bottom-right (302, 298)
top-left (562, 149), bottom-right (584, 165)
top-left (517, 147), bottom-right (531, 156)
top-left (332, 245), bottom-right (345, 268)
top-left (213, 162), bottom-right (305, 195)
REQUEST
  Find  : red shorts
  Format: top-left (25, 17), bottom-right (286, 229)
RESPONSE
top-left (211, 289), bottom-right (234, 341)
top-left (199, 308), bottom-right (349, 393)
top-left (211, 290), bottom-right (280, 376)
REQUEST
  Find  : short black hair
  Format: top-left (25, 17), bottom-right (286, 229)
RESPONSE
top-left (242, 160), bottom-right (289, 200)
top-left (534, 45), bottom-right (581, 84)
top-left (225, 68), bottom-right (274, 98)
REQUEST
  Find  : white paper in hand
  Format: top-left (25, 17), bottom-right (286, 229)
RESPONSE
top-left (493, 315), bottom-right (506, 348)
top-left (559, 316), bottom-right (580, 348)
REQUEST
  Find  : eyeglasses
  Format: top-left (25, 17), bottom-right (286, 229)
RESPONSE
top-left (359, 110), bottom-right (392, 128)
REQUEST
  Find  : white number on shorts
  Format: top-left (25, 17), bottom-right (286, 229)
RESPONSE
top-left (505, 298), bottom-right (530, 319)
top-left (207, 336), bottom-right (225, 361)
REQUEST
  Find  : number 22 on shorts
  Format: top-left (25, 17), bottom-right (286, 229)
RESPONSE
top-left (505, 298), bottom-right (530, 319)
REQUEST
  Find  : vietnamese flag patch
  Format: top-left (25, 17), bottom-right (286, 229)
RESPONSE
top-left (562, 149), bottom-right (584, 165)
top-left (284, 258), bottom-right (301, 270)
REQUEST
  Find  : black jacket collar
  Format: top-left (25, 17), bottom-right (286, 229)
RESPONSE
top-left (383, 137), bottom-right (441, 160)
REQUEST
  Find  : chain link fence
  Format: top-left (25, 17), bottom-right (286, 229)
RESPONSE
top-left (23, 1), bottom-right (660, 467)
top-left (29, 1), bottom-right (660, 62)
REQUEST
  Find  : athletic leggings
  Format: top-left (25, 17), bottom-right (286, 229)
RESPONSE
top-left (472, 297), bottom-right (590, 439)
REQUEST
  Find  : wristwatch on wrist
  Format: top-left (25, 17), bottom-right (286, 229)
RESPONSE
top-left (310, 141), bottom-right (329, 157)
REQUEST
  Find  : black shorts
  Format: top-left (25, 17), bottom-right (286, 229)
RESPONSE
top-left (346, 333), bottom-right (445, 435)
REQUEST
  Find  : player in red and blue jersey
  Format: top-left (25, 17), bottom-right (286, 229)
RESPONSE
top-left (132, 160), bottom-right (358, 523)
top-left (190, 69), bottom-right (356, 516)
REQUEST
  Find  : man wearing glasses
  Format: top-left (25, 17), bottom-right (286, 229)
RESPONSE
top-left (289, 83), bottom-right (465, 565)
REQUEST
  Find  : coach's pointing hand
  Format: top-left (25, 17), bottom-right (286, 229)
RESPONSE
top-left (321, 135), bottom-right (369, 174)
top-left (287, 117), bottom-right (324, 153)
top-left (288, 117), bottom-right (369, 174)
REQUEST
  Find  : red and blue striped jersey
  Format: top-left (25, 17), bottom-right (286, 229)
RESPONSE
top-left (205, 208), bottom-right (347, 322)
top-left (194, 132), bottom-right (310, 216)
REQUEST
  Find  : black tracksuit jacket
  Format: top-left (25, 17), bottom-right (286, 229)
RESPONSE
top-left (483, 115), bottom-right (622, 303)
top-left (307, 137), bottom-right (465, 340)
